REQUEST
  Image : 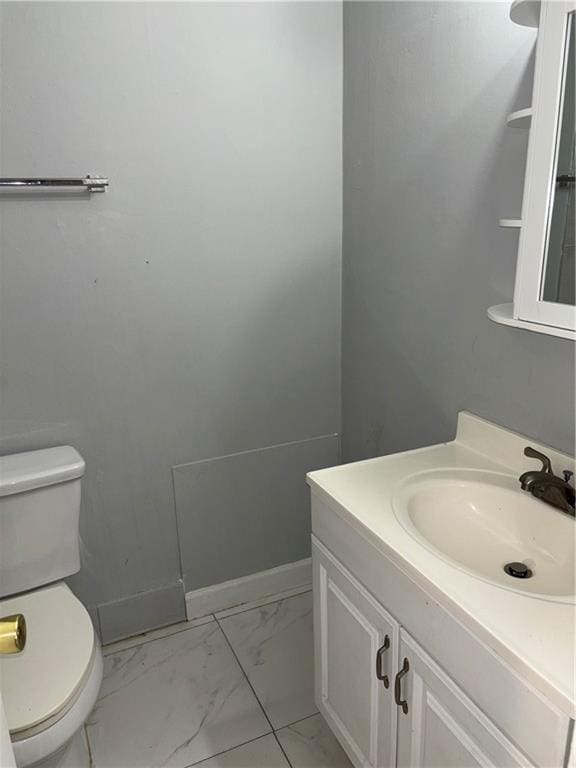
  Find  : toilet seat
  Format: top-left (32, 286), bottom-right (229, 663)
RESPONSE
top-left (12, 643), bottom-right (102, 768)
top-left (0, 582), bottom-right (95, 739)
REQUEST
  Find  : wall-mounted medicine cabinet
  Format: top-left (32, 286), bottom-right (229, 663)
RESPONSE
top-left (489, 0), bottom-right (576, 340)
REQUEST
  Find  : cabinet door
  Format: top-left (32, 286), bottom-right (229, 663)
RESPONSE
top-left (312, 537), bottom-right (399, 768)
top-left (395, 629), bottom-right (534, 768)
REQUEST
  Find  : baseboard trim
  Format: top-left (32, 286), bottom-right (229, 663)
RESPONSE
top-left (185, 558), bottom-right (312, 620)
top-left (98, 581), bottom-right (186, 645)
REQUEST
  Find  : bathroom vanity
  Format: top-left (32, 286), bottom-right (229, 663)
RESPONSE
top-left (307, 413), bottom-right (575, 768)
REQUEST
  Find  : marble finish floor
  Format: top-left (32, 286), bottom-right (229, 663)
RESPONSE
top-left (82, 591), bottom-right (352, 768)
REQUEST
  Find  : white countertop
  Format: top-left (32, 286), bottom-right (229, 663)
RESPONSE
top-left (307, 412), bottom-right (576, 718)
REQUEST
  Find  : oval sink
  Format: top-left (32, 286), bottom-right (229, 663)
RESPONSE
top-left (392, 469), bottom-right (575, 602)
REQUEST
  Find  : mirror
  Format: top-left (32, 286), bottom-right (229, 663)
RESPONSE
top-left (507, 0), bottom-right (576, 339)
top-left (541, 11), bottom-right (575, 306)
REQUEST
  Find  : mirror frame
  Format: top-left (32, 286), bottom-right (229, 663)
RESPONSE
top-left (513, 0), bottom-right (576, 338)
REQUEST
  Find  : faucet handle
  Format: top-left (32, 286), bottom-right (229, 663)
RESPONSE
top-left (562, 470), bottom-right (574, 485)
top-left (524, 446), bottom-right (553, 474)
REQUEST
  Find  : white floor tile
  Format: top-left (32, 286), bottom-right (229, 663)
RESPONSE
top-left (193, 735), bottom-right (289, 767)
top-left (219, 592), bottom-right (317, 729)
top-left (102, 614), bottom-right (215, 656)
top-left (87, 622), bottom-right (270, 768)
top-left (276, 715), bottom-right (353, 768)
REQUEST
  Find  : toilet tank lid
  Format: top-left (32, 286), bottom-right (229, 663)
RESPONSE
top-left (0, 446), bottom-right (85, 497)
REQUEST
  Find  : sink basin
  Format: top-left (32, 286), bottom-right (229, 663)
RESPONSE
top-left (392, 469), bottom-right (575, 602)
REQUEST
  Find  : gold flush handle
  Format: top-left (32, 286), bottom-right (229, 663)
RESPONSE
top-left (0, 614), bottom-right (27, 654)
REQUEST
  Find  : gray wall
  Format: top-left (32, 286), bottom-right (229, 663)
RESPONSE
top-left (342, 2), bottom-right (575, 462)
top-left (0, 2), bottom-right (342, 640)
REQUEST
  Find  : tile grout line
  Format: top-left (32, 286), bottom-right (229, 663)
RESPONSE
top-left (183, 732), bottom-right (285, 768)
top-left (214, 613), bottom-right (295, 768)
top-left (214, 587), bottom-right (312, 621)
top-left (214, 613), bottom-right (276, 731)
top-left (270, 701), bottom-right (321, 766)
top-left (101, 614), bottom-right (218, 656)
top-left (83, 724), bottom-right (94, 768)
top-left (275, 710), bottom-right (321, 731)
top-left (271, 730), bottom-right (295, 768)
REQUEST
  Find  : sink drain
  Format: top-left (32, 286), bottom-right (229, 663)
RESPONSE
top-left (504, 562), bottom-right (533, 579)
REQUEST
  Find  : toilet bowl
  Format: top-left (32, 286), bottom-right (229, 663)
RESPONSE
top-left (0, 447), bottom-right (102, 767)
top-left (0, 583), bottom-right (103, 768)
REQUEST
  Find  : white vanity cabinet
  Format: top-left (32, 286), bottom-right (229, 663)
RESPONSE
top-left (313, 541), bottom-right (399, 767)
top-left (313, 537), bottom-right (569, 768)
top-left (395, 631), bottom-right (532, 768)
top-left (309, 414), bottom-right (575, 768)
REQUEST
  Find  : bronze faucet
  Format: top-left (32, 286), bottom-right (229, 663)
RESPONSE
top-left (519, 447), bottom-right (575, 517)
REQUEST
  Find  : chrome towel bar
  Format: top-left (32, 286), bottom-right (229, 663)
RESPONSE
top-left (0, 175), bottom-right (108, 193)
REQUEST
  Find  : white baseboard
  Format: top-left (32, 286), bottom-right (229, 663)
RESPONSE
top-left (185, 558), bottom-right (312, 620)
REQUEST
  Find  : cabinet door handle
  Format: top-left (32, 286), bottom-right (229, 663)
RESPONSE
top-left (375, 634), bottom-right (390, 688)
top-left (394, 657), bottom-right (410, 714)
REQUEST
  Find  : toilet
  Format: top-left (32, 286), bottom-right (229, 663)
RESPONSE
top-left (0, 447), bottom-right (103, 768)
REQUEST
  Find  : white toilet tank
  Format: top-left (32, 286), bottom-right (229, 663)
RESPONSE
top-left (0, 447), bottom-right (85, 598)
